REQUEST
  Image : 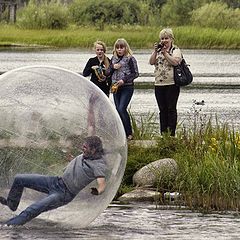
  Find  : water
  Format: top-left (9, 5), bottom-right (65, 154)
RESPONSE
top-left (1, 203), bottom-right (240, 240)
top-left (1, 48), bottom-right (240, 239)
top-left (1, 48), bottom-right (240, 87)
top-left (130, 87), bottom-right (240, 128)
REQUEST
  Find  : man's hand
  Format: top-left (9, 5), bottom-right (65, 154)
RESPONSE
top-left (91, 187), bottom-right (99, 195)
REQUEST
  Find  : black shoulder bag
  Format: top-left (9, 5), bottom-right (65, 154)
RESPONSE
top-left (174, 56), bottom-right (193, 86)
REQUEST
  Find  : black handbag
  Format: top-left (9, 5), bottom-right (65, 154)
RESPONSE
top-left (174, 58), bottom-right (193, 86)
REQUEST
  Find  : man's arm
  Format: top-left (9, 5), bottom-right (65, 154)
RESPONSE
top-left (87, 95), bottom-right (97, 136)
top-left (91, 177), bottom-right (105, 195)
top-left (96, 177), bottom-right (105, 194)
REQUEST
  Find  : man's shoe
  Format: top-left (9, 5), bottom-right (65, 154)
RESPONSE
top-left (0, 196), bottom-right (7, 206)
top-left (0, 196), bottom-right (17, 211)
top-left (7, 199), bottom-right (17, 211)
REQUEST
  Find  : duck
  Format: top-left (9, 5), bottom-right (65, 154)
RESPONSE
top-left (195, 100), bottom-right (205, 105)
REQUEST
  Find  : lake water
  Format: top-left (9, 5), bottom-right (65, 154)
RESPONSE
top-left (0, 48), bottom-right (240, 128)
top-left (1, 203), bottom-right (240, 240)
top-left (0, 48), bottom-right (240, 239)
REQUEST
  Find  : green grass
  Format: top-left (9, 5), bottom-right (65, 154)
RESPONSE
top-left (122, 108), bottom-right (240, 211)
top-left (174, 26), bottom-right (240, 49)
top-left (1, 24), bottom-right (240, 49)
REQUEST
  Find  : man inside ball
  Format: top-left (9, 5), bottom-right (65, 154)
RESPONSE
top-left (0, 95), bottom-right (106, 226)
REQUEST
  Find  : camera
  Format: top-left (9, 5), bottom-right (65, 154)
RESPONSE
top-left (157, 43), bottom-right (164, 52)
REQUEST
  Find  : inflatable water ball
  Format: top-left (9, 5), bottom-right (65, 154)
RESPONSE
top-left (0, 66), bottom-right (127, 227)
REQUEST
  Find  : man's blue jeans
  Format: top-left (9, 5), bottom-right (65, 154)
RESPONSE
top-left (6, 174), bottom-right (75, 226)
top-left (113, 86), bottom-right (134, 136)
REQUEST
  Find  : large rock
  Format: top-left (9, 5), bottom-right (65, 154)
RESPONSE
top-left (133, 158), bottom-right (177, 188)
top-left (129, 140), bottom-right (158, 148)
top-left (118, 188), bottom-right (161, 203)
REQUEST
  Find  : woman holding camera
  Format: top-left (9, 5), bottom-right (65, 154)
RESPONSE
top-left (149, 28), bottom-right (182, 137)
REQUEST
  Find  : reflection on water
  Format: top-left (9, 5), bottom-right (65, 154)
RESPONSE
top-left (1, 203), bottom-right (240, 240)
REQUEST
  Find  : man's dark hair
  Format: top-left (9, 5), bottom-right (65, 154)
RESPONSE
top-left (84, 136), bottom-right (104, 158)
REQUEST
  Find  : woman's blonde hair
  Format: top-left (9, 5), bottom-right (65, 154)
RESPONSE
top-left (93, 41), bottom-right (107, 52)
top-left (159, 28), bottom-right (174, 40)
top-left (113, 38), bottom-right (132, 58)
top-left (93, 40), bottom-right (109, 69)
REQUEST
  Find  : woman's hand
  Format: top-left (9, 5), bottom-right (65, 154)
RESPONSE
top-left (113, 63), bottom-right (121, 70)
top-left (117, 80), bottom-right (124, 86)
top-left (91, 65), bottom-right (99, 70)
top-left (162, 50), bottom-right (181, 66)
top-left (154, 42), bottom-right (159, 52)
top-left (149, 43), bottom-right (159, 65)
top-left (161, 45), bottom-right (168, 54)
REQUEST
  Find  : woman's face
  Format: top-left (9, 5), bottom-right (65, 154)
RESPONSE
top-left (115, 45), bottom-right (126, 57)
top-left (95, 44), bottom-right (105, 58)
top-left (160, 36), bottom-right (172, 49)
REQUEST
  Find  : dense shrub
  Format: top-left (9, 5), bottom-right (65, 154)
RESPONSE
top-left (68, 0), bottom-right (142, 29)
top-left (0, 8), bottom-right (9, 23)
top-left (191, 2), bottom-right (240, 30)
top-left (159, 0), bottom-right (202, 26)
top-left (120, 108), bottom-right (240, 210)
top-left (13, 0), bottom-right (240, 30)
top-left (17, 0), bottom-right (68, 29)
top-left (222, 0), bottom-right (240, 9)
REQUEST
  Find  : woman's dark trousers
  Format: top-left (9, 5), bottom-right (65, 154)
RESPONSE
top-left (155, 85), bottom-right (180, 136)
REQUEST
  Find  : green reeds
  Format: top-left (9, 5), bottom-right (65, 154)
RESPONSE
top-left (1, 24), bottom-right (240, 49)
top-left (129, 110), bottom-right (159, 140)
top-left (126, 106), bottom-right (240, 211)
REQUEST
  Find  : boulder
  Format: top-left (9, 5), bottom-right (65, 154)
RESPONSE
top-left (133, 158), bottom-right (177, 188)
top-left (130, 140), bottom-right (158, 148)
top-left (118, 188), bottom-right (161, 203)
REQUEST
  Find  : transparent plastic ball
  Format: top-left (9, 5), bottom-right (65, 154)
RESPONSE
top-left (0, 66), bottom-right (127, 227)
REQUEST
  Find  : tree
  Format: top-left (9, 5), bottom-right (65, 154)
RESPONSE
top-left (213, 0), bottom-right (240, 9)
top-left (68, 0), bottom-right (141, 29)
top-left (191, 2), bottom-right (240, 30)
top-left (160, 0), bottom-right (202, 26)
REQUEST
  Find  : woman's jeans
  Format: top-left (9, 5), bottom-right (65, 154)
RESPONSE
top-left (113, 86), bottom-right (134, 136)
top-left (155, 85), bottom-right (180, 136)
top-left (6, 174), bottom-right (75, 226)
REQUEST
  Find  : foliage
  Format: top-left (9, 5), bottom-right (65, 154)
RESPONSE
top-left (159, 0), bottom-right (203, 26)
top-left (191, 2), bottom-right (240, 30)
top-left (68, 0), bottom-right (143, 30)
top-left (3, 0), bottom-right (240, 30)
top-left (0, 147), bottom-right (66, 183)
top-left (220, 0), bottom-right (240, 8)
top-left (0, 8), bottom-right (9, 23)
top-left (129, 110), bottom-right (159, 140)
top-left (172, 26), bottom-right (240, 49)
top-left (146, 0), bottom-right (167, 8)
top-left (124, 140), bottom-right (179, 186)
top-left (154, 0), bottom-right (240, 29)
top-left (1, 24), bottom-right (240, 49)
top-left (16, 0), bottom-right (68, 29)
top-left (122, 102), bottom-right (240, 211)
